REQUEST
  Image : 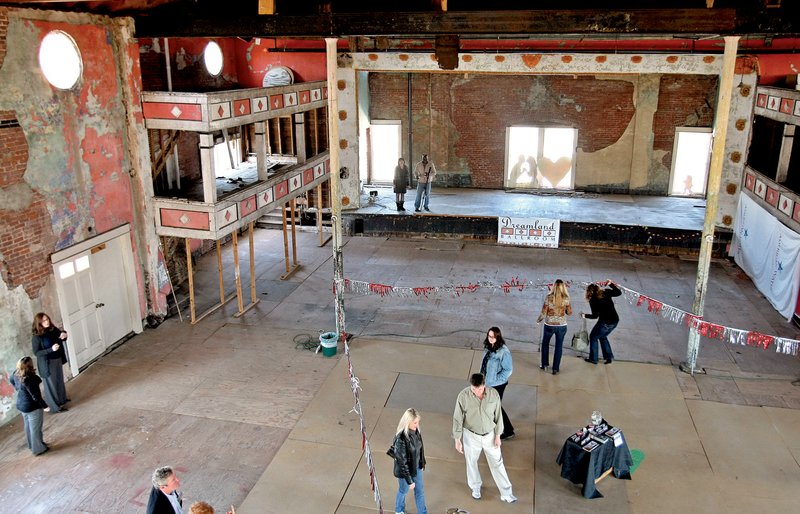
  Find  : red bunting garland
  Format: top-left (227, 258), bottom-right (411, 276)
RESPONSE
top-left (746, 331), bottom-right (775, 350)
top-left (501, 276), bottom-right (526, 294)
top-left (455, 283), bottom-right (481, 296)
top-left (646, 298), bottom-right (663, 314)
top-left (369, 283), bottom-right (393, 297)
top-left (412, 286), bottom-right (435, 297)
top-left (341, 276), bottom-right (800, 358)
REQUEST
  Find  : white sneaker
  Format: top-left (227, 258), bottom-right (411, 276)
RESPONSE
top-left (501, 494), bottom-right (518, 503)
top-left (471, 487), bottom-right (481, 499)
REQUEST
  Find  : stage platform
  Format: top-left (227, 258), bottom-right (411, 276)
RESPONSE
top-left (342, 186), bottom-right (728, 256)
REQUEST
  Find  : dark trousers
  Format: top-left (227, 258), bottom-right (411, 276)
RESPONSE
top-left (589, 321), bottom-right (618, 362)
top-left (541, 324), bottom-right (567, 372)
top-left (494, 382), bottom-right (514, 436)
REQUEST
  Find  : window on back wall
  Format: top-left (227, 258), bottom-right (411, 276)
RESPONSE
top-left (505, 126), bottom-right (577, 190)
top-left (669, 128), bottom-right (712, 197)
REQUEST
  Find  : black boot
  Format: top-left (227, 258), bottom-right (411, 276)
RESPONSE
top-left (399, 202), bottom-right (406, 212)
top-left (396, 202), bottom-right (402, 211)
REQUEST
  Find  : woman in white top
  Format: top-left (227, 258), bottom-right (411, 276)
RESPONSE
top-left (536, 279), bottom-right (573, 375)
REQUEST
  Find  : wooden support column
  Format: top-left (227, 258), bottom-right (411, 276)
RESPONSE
top-left (248, 222), bottom-right (257, 304)
top-left (192, 237), bottom-right (237, 324)
top-left (233, 222), bottom-right (261, 318)
top-left (186, 238), bottom-right (196, 323)
top-left (317, 183), bottom-right (331, 247)
top-left (198, 133), bottom-right (217, 203)
top-left (294, 112), bottom-right (307, 165)
top-left (280, 199), bottom-right (302, 280)
top-left (216, 240), bottom-right (225, 304)
top-left (255, 121), bottom-right (269, 181)
top-left (681, 35), bottom-right (740, 374)
top-left (232, 230), bottom-right (244, 313)
top-left (326, 37), bottom-right (347, 341)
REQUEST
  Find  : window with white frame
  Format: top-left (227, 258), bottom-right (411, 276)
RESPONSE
top-left (505, 126), bottom-right (577, 189)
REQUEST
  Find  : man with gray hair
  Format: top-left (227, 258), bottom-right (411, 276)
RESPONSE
top-left (146, 465), bottom-right (183, 514)
top-left (453, 373), bottom-right (517, 503)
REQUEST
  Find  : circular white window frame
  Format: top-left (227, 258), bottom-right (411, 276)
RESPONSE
top-left (203, 41), bottom-right (224, 77)
top-left (38, 30), bottom-right (82, 90)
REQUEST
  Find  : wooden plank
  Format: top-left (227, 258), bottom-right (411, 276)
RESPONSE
top-left (258, 0), bottom-right (275, 16)
top-left (595, 466), bottom-right (614, 484)
top-left (135, 9), bottom-right (754, 38)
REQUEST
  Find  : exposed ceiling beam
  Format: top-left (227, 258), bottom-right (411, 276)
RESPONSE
top-left (134, 9), bottom-right (795, 39)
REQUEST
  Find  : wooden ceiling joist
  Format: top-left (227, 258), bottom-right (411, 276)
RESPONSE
top-left (135, 9), bottom-right (758, 39)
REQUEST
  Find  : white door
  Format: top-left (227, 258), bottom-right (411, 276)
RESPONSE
top-left (52, 225), bottom-right (143, 375)
top-left (90, 239), bottom-right (132, 345)
top-left (56, 255), bottom-right (105, 367)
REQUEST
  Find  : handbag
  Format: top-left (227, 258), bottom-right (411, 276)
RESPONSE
top-left (387, 435), bottom-right (397, 458)
top-left (571, 317), bottom-right (589, 353)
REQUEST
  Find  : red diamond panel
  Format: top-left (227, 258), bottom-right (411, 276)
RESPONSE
top-left (274, 180), bottom-right (289, 199)
top-left (234, 99), bottom-right (251, 117)
top-left (766, 187), bottom-right (779, 206)
top-left (143, 102), bottom-right (203, 121)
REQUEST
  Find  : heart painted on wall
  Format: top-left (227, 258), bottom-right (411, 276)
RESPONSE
top-left (538, 157), bottom-right (572, 187)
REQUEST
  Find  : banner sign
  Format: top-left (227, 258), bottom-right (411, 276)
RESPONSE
top-left (497, 216), bottom-right (560, 248)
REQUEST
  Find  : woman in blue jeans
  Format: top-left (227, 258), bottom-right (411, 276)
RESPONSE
top-left (537, 279), bottom-right (573, 375)
top-left (9, 356), bottom-right (49, 456)
top-left (392, 408), bottom-right (427, 514)
top-left (582, 281), bottom-right (622, 364)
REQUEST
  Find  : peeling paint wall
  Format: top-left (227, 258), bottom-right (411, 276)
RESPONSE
top-left (0, 8), bottom-right (154, 424)
top-left (138, 36), bottom-right (239, 92)
top-left (369, 71), bottom-right (716, 194)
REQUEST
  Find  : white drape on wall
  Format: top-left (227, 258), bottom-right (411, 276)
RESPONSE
top-left (730, 193), bottom-right (800, 320)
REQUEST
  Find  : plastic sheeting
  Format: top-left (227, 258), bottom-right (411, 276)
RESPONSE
top-left (731, 193), bottom-right (800, 320)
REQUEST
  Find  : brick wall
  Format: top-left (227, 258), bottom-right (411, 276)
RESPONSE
top-left (0, 116), bottom-right (56, 296)
top-left (0, 8), bottom-right (7, 68)
top-left (370, 72), bottom-right (716, 191)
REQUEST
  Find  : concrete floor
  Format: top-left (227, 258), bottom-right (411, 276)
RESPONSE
top-left (1, 220), bottom-right (800, 513)
top-left (356, 186), bottom-right (708, 230)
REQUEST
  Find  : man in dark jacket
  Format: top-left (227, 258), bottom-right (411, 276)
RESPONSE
top-left (146, 466), bottom-right (183, 514)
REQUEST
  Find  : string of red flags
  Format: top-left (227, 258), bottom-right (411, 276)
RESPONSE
top-left (341, 277), bottom-right (563, 298)
top-left (341, 337), bottom-right (384, 512)
top-left (341, 277), bottom-right (800, 358)
top-left (612, 283), bottom-right (799, 356)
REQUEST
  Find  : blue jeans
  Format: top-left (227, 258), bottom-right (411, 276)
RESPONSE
top-left (589, 321), bottom-right (618, 363)
top-left (22, 408), bottom-right (47, 455)
top-left (541, 324), bottom-right (567, 371)
top-left (396, 467), bottom-right (427, 514)
top-left (414, 181), bottom-right (432, 210)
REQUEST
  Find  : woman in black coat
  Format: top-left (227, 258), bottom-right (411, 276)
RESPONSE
top-left (392, 408), bottom-right (427, 514)
top-left (393, 158), bottom-right (410, 212)
top-left (582, 281), bottom-right (622, 364)
top-left (31, 312), bottom-right (69, 412)
top-left (9, 356), bottom-right (49, 455)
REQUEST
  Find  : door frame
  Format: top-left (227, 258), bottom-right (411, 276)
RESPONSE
top-left (50, 224), bottom-right (143, 376)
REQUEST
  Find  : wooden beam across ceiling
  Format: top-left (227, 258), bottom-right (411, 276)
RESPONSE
top-left (135, 8), bottom-right (783, 39)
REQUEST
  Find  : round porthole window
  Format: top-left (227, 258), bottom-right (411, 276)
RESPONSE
top-left (38, 31), bottom-right (82, 90)
top-left (203, 41), bottom-right (223, 76)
